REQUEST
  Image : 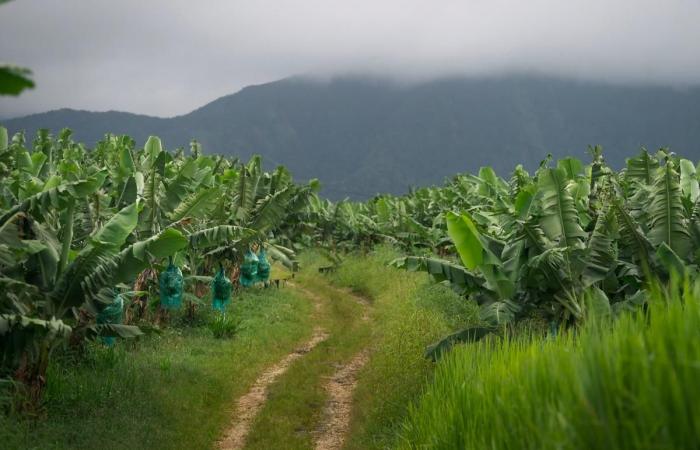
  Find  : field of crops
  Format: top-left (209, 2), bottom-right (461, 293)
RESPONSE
top-left (2, 126), bottom-right (699, 449)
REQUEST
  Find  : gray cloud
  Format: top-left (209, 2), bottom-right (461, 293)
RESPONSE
top-left (1, 0), bottom-right (699, 118)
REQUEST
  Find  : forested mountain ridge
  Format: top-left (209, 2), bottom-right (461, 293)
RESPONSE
top-left (5, 76), bottom-right (700, 198)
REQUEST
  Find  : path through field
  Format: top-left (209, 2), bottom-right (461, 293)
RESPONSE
top-left (218, 278), bottom-right (372, 450)
top-left (218, 327), bottom-right (329, 450)
top-left (313, 349), bottom-right (370, 450)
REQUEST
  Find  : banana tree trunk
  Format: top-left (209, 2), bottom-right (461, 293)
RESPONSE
top-left (129, 267), bottom-right (158, 322)
top-left (14, 343), bottom-right (50, 413)
top-left (229, 263), bottom-right (241, 290)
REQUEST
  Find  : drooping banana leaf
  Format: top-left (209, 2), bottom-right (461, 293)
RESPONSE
top-left (188, 225), bottom-right (256, 249)
top-left (656, 242), bottom-right (686, 277)
top-left (611, 290), bottom-right (647, 315)
top-left (0, 172), bottom-right (107, 226)
top-left (424, 326), bottom-right (496, 361)
top-left (161, 161), bottom-right (210, 214)
top-left (557, 157), bottom-right (584, 180)
top-left (26, 220), bottom-right (60, 290)
top-left (478, 300), bottom-right (520, 327)
top-left (0, 314), bottom-right (70, 339)
top-left (582, 206), bottom-right (616, 287)
top-left (91, 202), bottom-right (139, 246)
top-left (265, 244), bottom-right (298, 271)
top-left (538, 167), bottom-right (587, 249)
top-left (390, 256), bottom-right (484, 295)
top-left (526, 247), bottom-right (570, 292)
top-left (445, 211), bottom-right (515, 299)
top-left (115, 176), bottom-right (138, 208)
top-left (647, 161), bottom-right (691, 259)
top-left (0, 65), bottom-right (35, 96)
top-left (445, 211), bottom-right (483, 269)
top-left (233, 160), bottom-right (263, 222)
top-left (50, 203), bottom-right (141, 313)
top-left (0, 126), bottom-right (7, 151)
top-left (88, 323), bottom-right (143, 339)
top-left (80, 228), bottom-right (188, 312)
top-left (611, 197), bottom-right (653, 270)
top-left (168, 186), bottom-right (220, 223)
top-left (479, 250), bottom-right (516, 300)
top-left (248, 188), bottom-right (296, 233)
top-left (680, 159), bottom-right (700, 204)
top-left (0, 276), bottom-right (41, 315)
top-left (583, 286), bottom-right (611, 319)
top-left (626, 149), bottom-right (659, 185)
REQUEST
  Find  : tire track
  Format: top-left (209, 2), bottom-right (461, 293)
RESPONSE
top-left (312, 284), bottom-right (372, 450)
top-left (293, 282), bottom-right (373, 449)
top-left (313, 348), bottom-right (370, 450)
top-left (218, 327), bottom-right (329, 450)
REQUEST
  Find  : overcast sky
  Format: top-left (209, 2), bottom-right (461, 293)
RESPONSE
top-left (1, 0), bottom-right (699, 118)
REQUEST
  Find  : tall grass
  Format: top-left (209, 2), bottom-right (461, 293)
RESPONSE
top-left (398, 282), bottom-right (700, 450)
top-left (304, 246), bottom-right (480, 449)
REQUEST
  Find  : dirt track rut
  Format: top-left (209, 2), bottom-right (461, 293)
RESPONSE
top-left (218, 327), bottom-right (329, 450)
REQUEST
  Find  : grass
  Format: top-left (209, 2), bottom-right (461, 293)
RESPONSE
top-left (398, 282), bottom-right (700, 450)
top-left (243, 259), bottom-right (371, 449)
top-left (0, 245), bottom-right (469, 450)
top-left (313, 246), bottom-right (480, 449)
top-left (243, 246), bottom-right (478, 449)
top-left (0, 287), bottom-right (313, 450)
top-left (208, 313), bottom-right (243, 339)
top-left (7, 245), bottom-right (692, 450)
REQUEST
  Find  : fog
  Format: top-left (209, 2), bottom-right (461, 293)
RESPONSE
top-left (1, 0), bottom-right (699, 117)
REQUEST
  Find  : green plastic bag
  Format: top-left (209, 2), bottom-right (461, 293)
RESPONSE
top-left (97, 290), bottom-right (124, 346)
top-left (240, 250), bottom-right (259, 287)
top-left (257, 249), bottom-right (271, 283)
top-left (212, 266), bottom-right (232, 312)
top-left (159, 263), bottom-right (184, 309)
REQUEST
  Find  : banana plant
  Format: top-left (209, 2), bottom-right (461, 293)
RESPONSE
top-left (392, 148), bottom-right (700, 358)
top-left (0, 128), bottom-right (317, 402)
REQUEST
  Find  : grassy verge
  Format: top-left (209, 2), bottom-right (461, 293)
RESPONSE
top-left (0, 288), bottom-right (312, 450)
top-left (244, 262), bottom-right (371, 449)
top-left (312, 246), bottom-right (479, 449)
top-left (398, 283), bottom-right (700, 450)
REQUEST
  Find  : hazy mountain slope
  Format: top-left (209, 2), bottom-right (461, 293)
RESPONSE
top-left (5, 76), bottom-right (700, 198)
top-left (4, 108), bottom-right (169, 144)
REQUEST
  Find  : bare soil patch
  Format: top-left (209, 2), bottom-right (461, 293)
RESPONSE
top-left (313, 349), bottom-right (371, 450)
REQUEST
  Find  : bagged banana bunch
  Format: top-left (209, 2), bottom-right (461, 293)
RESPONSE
top-left (159, 262), bottom-right (184, 309)
top-left (212, 266), bottom-right (232, 312)
top-left (256, 248), bottom-right (271, 284)
top-left (240, 249), bottom-right (259, 287)
top-left (97, 290), bottom-right (124, 346)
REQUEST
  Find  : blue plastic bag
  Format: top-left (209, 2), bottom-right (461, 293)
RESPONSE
top-left (240, 250), bottom-right (259, 287)
top-left (159, 263), bottom-right (184, 309)
top-left (96, 291), bottom-right (124, 346)
top-left (212, 266), bottom-right (232, 312)
top-left (257, 249), bottom-right (271, 283)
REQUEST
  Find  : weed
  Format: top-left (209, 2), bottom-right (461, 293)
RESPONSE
top-left (208, 314), bottom-right (243, 339)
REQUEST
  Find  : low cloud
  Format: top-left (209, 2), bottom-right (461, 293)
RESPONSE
top-left (1, 0), bottom-right (699, 117)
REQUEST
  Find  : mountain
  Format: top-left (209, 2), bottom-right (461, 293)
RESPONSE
top-left (5, 76), bottom-right (700, 199)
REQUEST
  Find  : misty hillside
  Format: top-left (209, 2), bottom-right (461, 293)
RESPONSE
top-left (5, 76), bottom-right (700, 199)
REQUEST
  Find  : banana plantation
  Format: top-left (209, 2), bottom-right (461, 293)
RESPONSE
top-left (2, 126), bottom-right (700, 449)
top-left (0, 127), bottom-right (316, 405)
top-left (313, 147), bottom-right (700, 357)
